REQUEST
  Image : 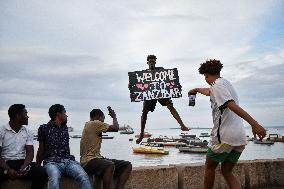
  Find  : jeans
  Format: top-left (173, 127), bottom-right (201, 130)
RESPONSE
top-left (44, 159), bottom-right (92, 189)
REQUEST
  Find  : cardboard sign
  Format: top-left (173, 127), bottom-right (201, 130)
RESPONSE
top-left (128, 68), bottom-right (182, 102)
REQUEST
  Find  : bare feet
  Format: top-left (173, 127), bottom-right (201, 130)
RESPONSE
top-left (136, 135), bottom-right (144, 144)
top-left (181, 126), bottom-right (190, 131)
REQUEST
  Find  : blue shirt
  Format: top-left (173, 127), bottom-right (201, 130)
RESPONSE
top-left (38, 121), bottom-right (75, 163)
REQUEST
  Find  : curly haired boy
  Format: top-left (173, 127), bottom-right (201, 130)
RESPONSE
top-left (188, 59), bottom-right (266, 189)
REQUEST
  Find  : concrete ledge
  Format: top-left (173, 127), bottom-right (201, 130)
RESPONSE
top-left (2, 159), bottom-right (284, 189)
top-left (177, 159), bottom-right (284, 189)
top-left (124, 165), bottom-right (178, 189)
top-left (1, 176), bottom-right (79, 189)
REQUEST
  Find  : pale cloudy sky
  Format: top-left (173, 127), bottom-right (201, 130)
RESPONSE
top-left (0, 0), bottom-right (283, 131)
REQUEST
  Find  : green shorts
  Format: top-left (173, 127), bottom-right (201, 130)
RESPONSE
top-left (207, 143), bottom-right (245, 163)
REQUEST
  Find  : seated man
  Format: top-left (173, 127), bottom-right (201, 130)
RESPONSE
top-left (36, 104), bottom-right (92, 189)
top-left (0, 104), bottom-right (46, 189)
top-left (80, 107), bottom-right (132, 189)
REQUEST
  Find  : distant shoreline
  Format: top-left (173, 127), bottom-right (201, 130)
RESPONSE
top-left (169, 127), bottom-right (212, 129)
top-left (169, 125), bottom-right (284, 130)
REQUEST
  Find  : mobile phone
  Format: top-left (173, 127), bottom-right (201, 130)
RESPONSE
top-left (188, 94), bottom-right (196, 106)
top-left (107, 106), bottom-right (112, 113)
top-left (19, 165), bottom-right (31, 173)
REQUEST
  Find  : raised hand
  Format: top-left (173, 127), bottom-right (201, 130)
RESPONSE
top-left (107, 106), bottom-right (116, 118)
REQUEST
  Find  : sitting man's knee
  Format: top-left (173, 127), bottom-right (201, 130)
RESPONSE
top-left (126, 163), bottom-right (132, 172)
top-left (105, 163), bottom-right (115, 173)
top-left (47, 168), bottom-right (61, 180)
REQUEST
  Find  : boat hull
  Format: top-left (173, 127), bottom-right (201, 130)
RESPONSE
top-left (179, 146), bottom-right (208, 153)
top-left (132, 147), bottom-right (169, 155)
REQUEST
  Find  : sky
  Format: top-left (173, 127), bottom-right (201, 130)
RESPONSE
top-left (0, 0), bottom-right (284, 131)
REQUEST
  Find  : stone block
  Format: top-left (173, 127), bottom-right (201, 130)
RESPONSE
top-left (124, 165), bottom-right (178, 189)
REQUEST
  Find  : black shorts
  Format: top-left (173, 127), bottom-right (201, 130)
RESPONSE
top-left (143, 98), bottom-right (173, 112)
top-left (83, 158), bottom-right (131, 178)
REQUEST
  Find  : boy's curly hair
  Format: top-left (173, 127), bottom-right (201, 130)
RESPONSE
top-left (198, 59), bottom-right (223, 75)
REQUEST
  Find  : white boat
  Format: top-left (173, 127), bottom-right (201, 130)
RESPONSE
top-left (184, 136), bottom-right (209, 147)
top-left (179, 145), bottom-right (208, 153)
top-left (68, 127), bottom-right (74, 132)
top-left (120, 128), bottom-right (134, 134)
top-left (269, 134), bottom-right (284, 142)
top-left (119, 124), bottom-right (133, 131)
top-left (190, 141), bottom-right (208, 147)
top-left (180, 133), bottom-right (196, 138)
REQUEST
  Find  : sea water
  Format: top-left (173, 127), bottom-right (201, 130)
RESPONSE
top-left (33, 126), bottom-right (284, 167)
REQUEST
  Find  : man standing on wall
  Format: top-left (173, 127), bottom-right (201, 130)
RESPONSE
top-left (136, 55), bottom-right (189, 144)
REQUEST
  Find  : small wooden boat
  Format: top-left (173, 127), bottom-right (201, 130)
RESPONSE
top-left (132, 147), bottom-right (169, 155)
top-left (254, 139), bottom-right (274, 145)
top-left (149, 141), bottom-right (187, 147)
top-left (102, 136), bottom-right (114, 139)
top-left (199, 133), bottom-right (210, 137)
top-left (133, 143), bottom-right (169, 155)
top-left (179, 145), bottom-right (208, 153)
top-left (135, 132), bottom-right (152, 138)
top-left (189, 140), bottom-right (208, 147)
top-left (180, 133), bottom-right (196, 138)
top-left (71, 134), bottom-right (82, 138)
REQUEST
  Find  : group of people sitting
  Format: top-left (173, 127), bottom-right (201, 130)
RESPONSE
top-left (0, 104), bottom-right (132, 189)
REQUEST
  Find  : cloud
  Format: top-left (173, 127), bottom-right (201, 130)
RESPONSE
top-left (0, 1), bottom-right (283, 129)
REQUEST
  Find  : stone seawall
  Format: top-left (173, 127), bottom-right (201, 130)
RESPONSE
top-left (2, 159), bottom-right (284, 189)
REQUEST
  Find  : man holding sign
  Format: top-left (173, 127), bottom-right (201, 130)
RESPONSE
top-left (129, 55), bottom-right (189, 144)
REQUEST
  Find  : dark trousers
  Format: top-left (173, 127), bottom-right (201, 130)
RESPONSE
top-left (0, 159), bottom-right (47, 189)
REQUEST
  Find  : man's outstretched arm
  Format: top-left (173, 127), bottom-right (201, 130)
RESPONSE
top-left (188, 88), bottom-right (210, 96)
top-left (226, 101), bottom-right (266, 140)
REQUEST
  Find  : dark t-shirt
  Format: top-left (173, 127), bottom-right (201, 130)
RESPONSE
top-left (145, 67), bottom-right (164, 71)
top-left (143, 66), bottom-right (173, 112)
top-left (38, 121), bottom-right (75, 163)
